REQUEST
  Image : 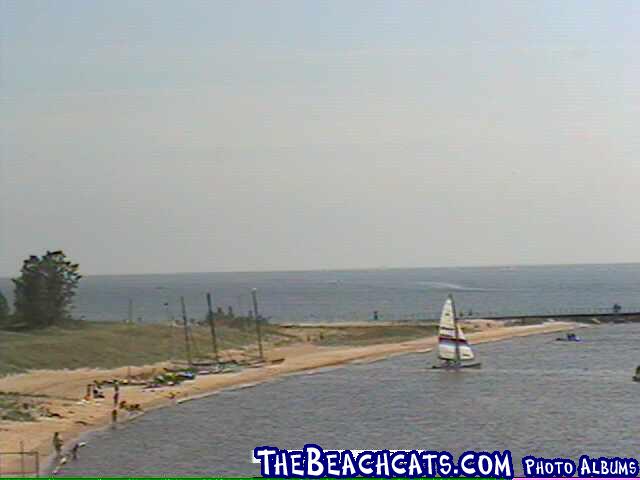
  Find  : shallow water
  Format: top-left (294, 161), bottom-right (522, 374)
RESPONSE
top-left (61, 324), bottom-right (640, 476)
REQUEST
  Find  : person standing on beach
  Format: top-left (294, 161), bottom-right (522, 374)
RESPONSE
top-left (53, 432), bottom-right (63, 456)
top-left (113, 382), bottom-right (120, 407)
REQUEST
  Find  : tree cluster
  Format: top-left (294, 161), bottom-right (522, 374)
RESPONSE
top-left (11, 250), bottom-right (81, 329)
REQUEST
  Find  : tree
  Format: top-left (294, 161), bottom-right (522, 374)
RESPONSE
top-left (0, 289), bottom-right (9, 326)
top-left (13, 251), bottom-right (82, 328)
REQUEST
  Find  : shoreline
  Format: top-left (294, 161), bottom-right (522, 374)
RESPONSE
top-left (0, 321), bottom-right (580, 476)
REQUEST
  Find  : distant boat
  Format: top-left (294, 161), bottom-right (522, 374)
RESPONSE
top-left (432, 295), bottom-right (482, 370)
top-left (633, 366), bottom-right (640, 382)
top-left (556, 332), bottom-right (581, 342)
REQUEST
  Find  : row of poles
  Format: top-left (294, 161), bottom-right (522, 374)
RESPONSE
top-left (178, 288), bottom-right (263, 366)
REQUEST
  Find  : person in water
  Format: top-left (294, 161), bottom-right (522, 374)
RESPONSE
top-left (71, 443), bottom-right (79, 461)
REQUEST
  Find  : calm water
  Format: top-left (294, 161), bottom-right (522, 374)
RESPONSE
top-left (61, 324), bottom-right (640, 477)
top-left (1, 264), bottom-right (639, 323)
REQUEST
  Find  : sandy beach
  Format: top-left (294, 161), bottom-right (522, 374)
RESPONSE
top-left (0, 320), bottom-right (578, 475)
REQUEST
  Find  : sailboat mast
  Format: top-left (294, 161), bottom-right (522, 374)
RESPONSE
top-left (206, 292), bottom-right (219, 363)
top-left (451, 295), bottom-right (461, 364)
top-left (251, 288), bottom-right (264, 361)
top-left (180, 296), bottom-right (193, 366)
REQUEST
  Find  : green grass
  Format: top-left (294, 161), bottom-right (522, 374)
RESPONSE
top-left (0, 393), bottom-right (38, 421)
top-left (0, 321), bottom-right (438, 376)
top-left (310, 324), bottom-right (438, 347)
top-left (0, 321), bottom-right (297, 376)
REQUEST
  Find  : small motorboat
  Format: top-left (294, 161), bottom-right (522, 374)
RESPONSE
top-left (556, 332), bottom-right (581, 342)
top-left (633, 366), bottom-right (640, 382)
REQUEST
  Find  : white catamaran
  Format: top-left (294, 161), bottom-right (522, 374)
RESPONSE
top-left (432, 294), bottom-right (482, 369)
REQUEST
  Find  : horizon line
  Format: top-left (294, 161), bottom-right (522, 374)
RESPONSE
top-left (2, 260), bottom-right (639, 279)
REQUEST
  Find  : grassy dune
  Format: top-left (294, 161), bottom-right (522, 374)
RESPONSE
top-left (292, 324), bottom-right (439, 347)
top-left (0, 322), bottom-right (294, 375)
top-left (0, 321), bottom-right (438, 376)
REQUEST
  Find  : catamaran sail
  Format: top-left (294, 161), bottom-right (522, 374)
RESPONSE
top-left (435, 295), bottom-right (480, 368)
top-left (438, 295), bottom-right (474, 361)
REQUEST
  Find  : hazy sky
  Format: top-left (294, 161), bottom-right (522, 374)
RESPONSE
top-left (2, 0), bottom-right (639, 276)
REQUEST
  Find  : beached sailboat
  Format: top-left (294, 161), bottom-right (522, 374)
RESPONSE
top-left (432, 295), bottom-right (482, 369)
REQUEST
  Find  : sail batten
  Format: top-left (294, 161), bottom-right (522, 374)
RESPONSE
top-left (437, 295), bottom-right (475, 362)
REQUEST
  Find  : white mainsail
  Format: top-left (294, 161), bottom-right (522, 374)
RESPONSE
top-left (438, 295), bottom-right (475, 362)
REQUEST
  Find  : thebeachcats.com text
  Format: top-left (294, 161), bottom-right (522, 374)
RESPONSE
top-left (252, 445), bottom-right (640, 478)
top-left (522, 455), bottom-right (639, 478)
top-left (252, 445), bottom-right (513, 478)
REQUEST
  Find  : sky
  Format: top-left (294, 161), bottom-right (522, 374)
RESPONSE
top-left (1, 0), bottom-right (639, 276)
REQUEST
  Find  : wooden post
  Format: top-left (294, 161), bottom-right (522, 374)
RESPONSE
top-left (206, 293), bottom-right (219, 362)
top-left (251, 288), bottom-right (264, 360)
top-left (35, 451), bottom-right (40, 478)
top-left (20, 441), bottom-right (25, 478)
top-left (180, 297), bottom-right (193, 366)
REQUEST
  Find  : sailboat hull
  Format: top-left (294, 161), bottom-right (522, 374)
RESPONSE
top-left (432, 362), bottom-right (482, 370)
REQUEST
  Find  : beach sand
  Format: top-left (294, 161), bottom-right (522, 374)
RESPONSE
top-left (0, 320), bottom-right (578, 475)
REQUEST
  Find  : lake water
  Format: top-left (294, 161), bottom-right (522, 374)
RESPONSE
top-left (60, 324), bottom-right (640, 477)
top-left (1, 263), bottom-right (639, 323)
